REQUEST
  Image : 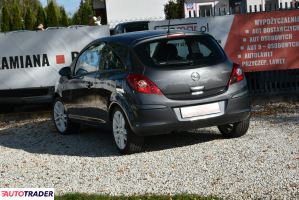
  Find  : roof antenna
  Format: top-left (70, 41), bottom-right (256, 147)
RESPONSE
top-left (167, 19), bottom-right (171, 34)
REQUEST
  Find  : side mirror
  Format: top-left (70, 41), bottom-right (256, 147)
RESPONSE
top-left (59, 66), bottom-right (71, 78)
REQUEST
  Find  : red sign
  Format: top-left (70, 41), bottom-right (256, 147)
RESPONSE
top-left (56, 55), bottom-right (65, 64)
top-left (225, 10), bottom-right (299, 72)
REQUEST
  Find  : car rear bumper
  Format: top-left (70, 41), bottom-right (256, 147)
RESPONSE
top-left (130, 94), bottom-right (251, 136)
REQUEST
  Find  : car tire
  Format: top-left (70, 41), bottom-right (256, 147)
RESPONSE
top-left (52, 98), bottom-right (80, 135)
top-left (111, 107), bottom-right (144, 154)
top-left (217, 118), bottom-right (250, 138)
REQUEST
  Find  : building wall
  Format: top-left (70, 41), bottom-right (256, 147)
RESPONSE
top-left (93, 0), bottom-right (105, 9)
top-left (279, 0), bottom-right (297, 8)
top-left (184, 0), bottom-right (296, 17)
top-left (93, 0), bottom-right (107, 24)
top-left (246, 0), bottom-right (265, 12)
top-left (246, 0), bottom-right (295, 12)
top-left (185, 0), bottom-right (230, 17)
top-left (105, 0), bottom-right (168, 27)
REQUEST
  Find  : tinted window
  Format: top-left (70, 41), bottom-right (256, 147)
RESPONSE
top-left (100, 47), bottom-right (126, 71)
top-left (75, 43), bottom-right (105, 76)
top-left (135, 35), bottom-right (225, 68)
top-left (110, 43), bottom-right (129, 61)
top-left (114, 25), bottom-right (123, 35)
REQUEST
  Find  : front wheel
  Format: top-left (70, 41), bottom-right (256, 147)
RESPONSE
top-left (218, 118), bottom-right (250, 138)
top-left (112, 107), bottom-right (144, 154)
top-left (52, 98), bottom-right (80, 135)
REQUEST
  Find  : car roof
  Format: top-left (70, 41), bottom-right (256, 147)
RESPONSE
top-left (115, 21), bottom-right (149, 26)
top-left (98, 30), bottom-right (208, 46)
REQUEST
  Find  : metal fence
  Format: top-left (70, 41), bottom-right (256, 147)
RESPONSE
top-left (246, 69), bottom-right (299, 96)
top-left (188, 1), bottom-right (299, 18)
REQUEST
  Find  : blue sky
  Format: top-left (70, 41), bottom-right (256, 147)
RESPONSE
top-left (40, 0), bottom-right (81, 15)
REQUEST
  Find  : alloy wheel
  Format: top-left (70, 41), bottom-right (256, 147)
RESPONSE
top-left (53, 100), bottom-right (67, 133)
top-left (112, 110), bottom-right (128, 150)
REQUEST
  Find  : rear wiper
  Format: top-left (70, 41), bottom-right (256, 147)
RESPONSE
top-left (157, 60), bottom-right (194, 66)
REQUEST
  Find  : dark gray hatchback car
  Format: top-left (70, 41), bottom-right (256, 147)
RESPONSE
top-left (53, 30), bottom-right (251, 154)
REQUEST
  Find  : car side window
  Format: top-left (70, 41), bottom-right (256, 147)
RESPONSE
top-left (114, 25), bottom-right (122, 34)
top-left (100, 47), bottom-right (126, 71)
top-left (74, 43), bottom-right (105, 76)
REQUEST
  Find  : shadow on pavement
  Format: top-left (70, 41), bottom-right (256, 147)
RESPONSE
top-left (0, 119), bottom-right (222, 157)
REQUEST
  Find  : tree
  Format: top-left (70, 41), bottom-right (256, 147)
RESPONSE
top-left (72, 0), bottom-right (83, 25)
top-left (46, 1), bottom-right (59, 27)
top-left (36, 5), bottom-right (46, 27)
top-left (21, 0), bottom-right (41, 15)
top-left (1, 5), bottom-right (10, 32)
top-left (164, 0), bottom-right (185, 20)
top-left (59, 6), bottom-right (68, 26)
top-left (72, 11), bottom-right (80, 25)
top-left (72, 0), bottom-right (94, 25)
top-left (81, 0), bottom-right (93, 25)
top-left (24, 7), bottom-right (35, 30)
top-left (10, 3), bottom-right (23, 30)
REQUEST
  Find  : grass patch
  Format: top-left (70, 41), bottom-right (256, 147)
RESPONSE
top-left (55, 193), bottom-right (221, 200)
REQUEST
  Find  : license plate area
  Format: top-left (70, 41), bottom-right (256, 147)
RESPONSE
top-left (180, 102), bottom-right (221, 119)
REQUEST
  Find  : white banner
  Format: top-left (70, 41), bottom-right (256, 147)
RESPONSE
top-left (149, 16), bottom-right (234, 49)
top-left (0, 26), bottom-right (110, 90)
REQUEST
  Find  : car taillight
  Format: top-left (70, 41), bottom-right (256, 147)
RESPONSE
top-left (127, 74), bottom-right (162, 95)
top-left (229, 63), bottom-right (244, 85)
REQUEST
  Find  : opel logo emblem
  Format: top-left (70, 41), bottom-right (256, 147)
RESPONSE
top-left (191, 72), bottom-right (200, 81)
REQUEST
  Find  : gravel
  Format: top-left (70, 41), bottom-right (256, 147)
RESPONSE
top-left (0, 103), bottom-right (298, 199)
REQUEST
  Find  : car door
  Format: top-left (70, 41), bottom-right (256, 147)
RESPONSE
top-left (62, 43), bottom-right (105, 121)
top-left (92, 44), bottom-right (129, 124)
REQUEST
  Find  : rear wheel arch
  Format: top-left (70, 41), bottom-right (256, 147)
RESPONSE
top-left (109, 102), bottom-right (128, 121)
top-left (108, 101), bottom-right (134, 129)
top-left (108, 102), bottom-right (118, 121)
top-left (52, 97), bottom-right (80, 135)
top-left (111, 106), bottom-right (144, 154)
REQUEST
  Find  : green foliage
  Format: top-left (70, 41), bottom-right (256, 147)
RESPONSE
top-left (59, 7), bottom-right (69, 26)
top-left (72, 0), bottom-right (94, 25)
top-left (0, 0), bottom-right (43, 31)
top-left (81, 0), bottom-right (93, 25)
top-left (36, 5), bottom-right (46, 27)
top-left (1, 5), bottom-right (10, 32)
top-left (25, 7), bottom-right (35, 30)
top-left (67, 16), bottom-right (74, 26)
top-left (21, 0), bottom-right (41, 14)
top-left (164, 0), bottom-right (185, 20)
top-left (55, 193), bottom-right (221, 200)
top-left (72, 12), bottom-right (80, 25)
top-left (0, 0), bottom-right (97, 31)
top-left (10, 3), bottom-right (23, 30)
top-left (46, 1), bottom-right (59, 27)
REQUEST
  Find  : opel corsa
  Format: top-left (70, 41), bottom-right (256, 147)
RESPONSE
top-left (53, 30), bottom-right (251, 154)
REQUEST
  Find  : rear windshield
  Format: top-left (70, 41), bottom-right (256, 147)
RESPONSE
top-left (135, 35), bottom-right (226, 68)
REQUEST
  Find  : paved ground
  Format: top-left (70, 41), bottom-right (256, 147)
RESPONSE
top-left (0, 103), bottom-right (298, 199)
